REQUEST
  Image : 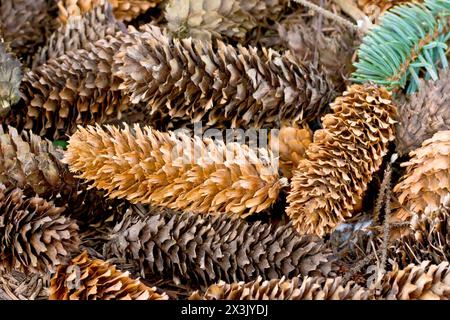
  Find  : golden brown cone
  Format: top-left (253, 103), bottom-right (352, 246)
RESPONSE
top-left (32, 1), bottom-right (122, 68)
top-left (286, 84), bottom-right (397, 237)
top-left (270, 127), bottom-right (312, 179)
top-left (0, 0), bottom-right (58, 62)
top-left (58, 0), bottom-right (162, 22)
top-left (113, 24), bottom-right (335, 131)
top-left (0, 42), bottom-right (22, 114)
top-left (18, 32), bottom-right (129, 139)
top-left (394, 70), bottom-right (450, 156)
top-left (0, 184), bottom-right (80, 273)
top-left (188, 276), bottom-right (369, 300)
top-left (165, 0), bottom-right (289, 41)
top-left (64, 124), bottom-right (285, 218)
top-left (0, 270), bottom-right (49, 300)
top-left (104, 206), bottom-right (336, 288)
top-left (393, 130), bottom-right (450, 220)
top-left (49, 251), bottom-right (168, 300)
top-left (370, 261), bottom-right (450, 300)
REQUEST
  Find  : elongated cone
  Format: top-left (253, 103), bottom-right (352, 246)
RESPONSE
top-left (165, 0), bottom-right (289, 41)
top-left (393, 130), bottom-right (450, 220)
top-left (64, 124), bottom-right (285, 218)
top-left (395, 70), bottom-right (450, 156)
top-left (0, 270), bottom-right (49, 300)
top-left (270, 127), bottom-right (312, 179)
top-left (189, 276), bottom-right (369, 300)
top-left (286, 84), bottom-right (397, 237)
top-left (19, 32), bottom-right (129, 139)
top-left (0, 184), bottom-right (80, 273)
top-left (0, 42), bottom-right (22, 115)
top-left (105, 206), bottom-right (335, 288)
top-left (389, 198), bottom-right (450, 267)
top-left (0, 0), bottom-right (57, 61)
top-left (113, 25), bottom-right (335, 130)
top-left (58, 0), bottom-right (162, 22)
top-left (371, 261), bottom-right (450, 300)
top-left (49, 251), bottom-right (168, 300)
top-left (33, 1), bottom-right (123, 68)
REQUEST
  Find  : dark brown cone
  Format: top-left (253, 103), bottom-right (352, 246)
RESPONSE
top-left (18, 31), bottom-right (130, 139)
top-left (114, 25), bottom-right (335, 131)
top-left (0, 126), bottom-right (69, 196)
top-left (0, 126), bottom-right (118, 226)
top-left (395, 70), bottom-right (450, 156)
top-left (0, 0), bottom-right (58, 63)
top-left (49, 251), bottom-right (168, 300)
top-left (388, 198), bottom-right (450, 267)
top-left (189, 276), bottom-right (370, 300)
top-left (104, 205), bottom-right (336, 288)
top-left (0, 183), bottom-right (80, 273)
top-left (32, 1), bottom-right (124, 69)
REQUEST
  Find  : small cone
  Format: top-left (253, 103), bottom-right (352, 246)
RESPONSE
top-left (0, 184), bottom-right (79, 273)
top-left (49, 251), bottom-right (168, 300)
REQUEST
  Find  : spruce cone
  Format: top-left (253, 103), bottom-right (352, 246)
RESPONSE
top-left (0, 42), bottom-right (22, 115)
top-left (387, 196), bottom-right (450, 267)
top-left (395, 70), bottom-right (450, 156)
top-left (0, 0), bottom-right (57, 62)
top-left (18, 32), bottom-right (129, 139)
top-left (0, 126), bottom-right (69, 196)
top-left (114, 25), bottom-right (334, 130)
top-left (165, 0), bottom-right (289, 41)
top-left (0, 184), bottom-right (80, 273)
top-left (372, 261), bottom-right (450, 300)
top-left (286, 84), bottom-right (397, 236)
top-left (58, 0), bottom-right (161, 22)
top-left (104, 206), bottom-right (335, 288)
top-left (33, 1), bottom-right (123, 68)
top-left (393, 130), bottom-right (450, 220)
top-left (49, 251), bottom-right (168, 300)
top-left (269, 127), bottom-right (312, 179)
top-left (64, 124), bottom-right (285, 218)
top-left (189, 276), bottom-right (369, 300)
top-left (0, 270), bottom-right (49, 300)
top-left (0, 126), bottom-right (116, 225)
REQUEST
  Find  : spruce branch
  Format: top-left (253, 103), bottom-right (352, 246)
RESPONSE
top-left (352, 0), bottom-right (450, 93)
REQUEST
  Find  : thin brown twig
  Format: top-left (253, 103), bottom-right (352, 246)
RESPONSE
top-left (293, 0), bottom-right (360, 32)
